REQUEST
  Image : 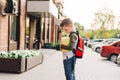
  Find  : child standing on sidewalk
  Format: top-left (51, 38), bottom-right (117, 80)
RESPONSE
top-left (60, 18), bottom-right (78, 80)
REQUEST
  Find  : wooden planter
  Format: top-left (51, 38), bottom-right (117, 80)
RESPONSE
top-left (0, 54), bottom-right (44, 73)
top-left (0, 58), bottom-right (26, 73)
top-left (26, 54), bottom-right (44, 71)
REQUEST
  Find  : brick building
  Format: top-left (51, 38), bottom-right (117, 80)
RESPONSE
top-left (0, 0), bottom-right (26, 51)
top-left (0, 0), bottom-right (64, 51)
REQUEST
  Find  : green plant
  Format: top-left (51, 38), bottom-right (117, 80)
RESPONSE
top-left (0, 50), bottom-right (42, 59)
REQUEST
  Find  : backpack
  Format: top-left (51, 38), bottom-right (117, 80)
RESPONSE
top-left (70, 31), bottom-right (84, 59)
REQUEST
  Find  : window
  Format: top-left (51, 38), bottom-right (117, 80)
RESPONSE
top-left (113, 43), bottom-right (118, 47)
top-left (10, 15), bottom-right (17, 41)
top-left (118, 43), bottom-right (120, 47)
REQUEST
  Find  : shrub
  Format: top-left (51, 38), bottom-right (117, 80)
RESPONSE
top-left (0, 50), bottom-right (42, 59)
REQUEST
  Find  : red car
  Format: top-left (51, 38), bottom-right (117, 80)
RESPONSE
top-left (100, 41), bottom-right (120, 63)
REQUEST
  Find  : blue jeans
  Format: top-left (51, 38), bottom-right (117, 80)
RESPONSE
top-left (63, 56), bottom-right (76, 80)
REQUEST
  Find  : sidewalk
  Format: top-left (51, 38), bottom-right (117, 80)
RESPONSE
top-left (0, 48), bottom-right (120, 80)
top-left (0, 49), bottom-right (66, 80)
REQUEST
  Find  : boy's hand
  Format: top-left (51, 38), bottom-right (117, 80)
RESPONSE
top-left (61, 44), bottom-right (65, 49)
top-left (61, 44), bottom-right (63, 46)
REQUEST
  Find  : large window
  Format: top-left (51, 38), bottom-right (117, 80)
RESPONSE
top-left (10, 15), bottom-right (17, 41)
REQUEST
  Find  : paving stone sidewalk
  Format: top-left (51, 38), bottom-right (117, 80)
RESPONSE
top-left (0, 49), bottom-right (65, 80)
top-left (0, 48), bottom-right (120, 80)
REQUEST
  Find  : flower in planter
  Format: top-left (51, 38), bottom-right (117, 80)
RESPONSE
top-left (0, 50), bottom-right (43, 59)
top-left (8, 51), bottom-right (18, 59)
top-left (18, 50), bottom-right (28, 59)
top-left (25, 50), bottom-right (32, 57)
top-left (0, 51), bottom-right (8, 58)
top-left (28, 50), bottom-right (36, 57)
top-left (0, 52), bottom-right (2, 58)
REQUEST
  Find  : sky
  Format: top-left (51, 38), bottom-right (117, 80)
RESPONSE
top-left (64, 0), bottom-right (120, 29)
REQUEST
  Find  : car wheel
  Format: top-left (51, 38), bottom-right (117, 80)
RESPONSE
top-left (88, 44), bottom-right (91, 48)
top-left (95, 47), bottom-right (100, 53)
top-left (110, 55), bottom-right (118, 63)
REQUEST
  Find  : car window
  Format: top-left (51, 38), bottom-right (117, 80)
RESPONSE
top-left (94, 40), bottom-right (99, 42)
top-left (108, 42), bottom-right (113, 44)
top-left (99, 40), bottom-right (103, 42)
top-left (119, 44), bottom-right (120, 47)
top-left (113, 43), bottom-right (118, 47)
top-left (119, 43), bottom-right (120, 47)
top-left (94, 40), bottom-right (103, 42)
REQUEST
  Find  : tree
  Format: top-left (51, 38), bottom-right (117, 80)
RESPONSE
top-left (116, 16), bottom-right (120, 30)
top-left (74, 22), bottom-right (84, 31)
top-left (91, 7), bottom-right (115, 38)
top-left (92, 7), bottom-right (115, 30)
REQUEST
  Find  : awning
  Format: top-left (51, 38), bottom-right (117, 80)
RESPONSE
top-left (27, 1), bottom-right (58, 18)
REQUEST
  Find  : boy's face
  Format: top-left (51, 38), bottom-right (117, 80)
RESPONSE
top-left (62, 24), bottom-right (72, 33)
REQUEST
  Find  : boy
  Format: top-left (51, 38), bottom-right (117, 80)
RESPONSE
top-left (60, 18), bottom-right (78, 80)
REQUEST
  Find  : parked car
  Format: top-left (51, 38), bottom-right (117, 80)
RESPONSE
top-left (92, 39), bottom-right (120, 53)
top-left (91, 39), bottom-right (107, 48)
top-left (84, 38), bottom-right (88, 46)
top-left (92, 41), bottom-right (113, 53)
top-left (100, 40), bottom-right (120, 63)
top-left (88, 39), bottom-right (106, 48)
top-left (87, 39), bottom-right (105, 48)
top-left (87, 40), bottom-right (92, 47)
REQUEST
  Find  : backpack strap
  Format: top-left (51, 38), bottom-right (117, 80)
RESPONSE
top-left (69, 31), bottom-right (79, 54)
top-left (69, 31), bottom-right (79, 37)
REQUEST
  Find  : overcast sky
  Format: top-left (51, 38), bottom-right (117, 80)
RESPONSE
top-left (64, 0), bottom-right (120, 29)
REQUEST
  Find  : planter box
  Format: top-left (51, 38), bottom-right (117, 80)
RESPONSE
top-left (0, 54), bottom-right (43, 73)
top-left (26, 54), bottom-right (43, 71)
top-left (0, 58), bottom-right (26, 73)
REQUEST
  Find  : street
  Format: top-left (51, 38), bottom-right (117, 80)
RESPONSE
top-left (76, 47), bottom-right (120, 80)
top-left (0, 47), bottom-right (120, 80)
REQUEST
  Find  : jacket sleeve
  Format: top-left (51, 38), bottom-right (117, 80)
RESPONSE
top-left (61, 34), bottom-right (77, 50)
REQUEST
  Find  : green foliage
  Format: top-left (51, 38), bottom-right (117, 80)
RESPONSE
top-left (92, 7), bottom-right (115, 30)
top-left (79, 31), bottom-right (87, 38)
top-left (87, 7), bottom-right (120, 39)
top-left (97, 29), bottom-right (120, 38)
top-left (43, 42), bottom-right (60, 50)
top-left (0, 50), bottom-right (42, 59)
top-left (74, 22), bottom-right (84, 31)
top-left (83, 29), bottom-right (120, 39)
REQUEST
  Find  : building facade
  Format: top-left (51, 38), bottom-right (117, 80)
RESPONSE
top-left (0, 0), bottom-right (26, 51)
top-left (0, 0), bottom-right (64, 51)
